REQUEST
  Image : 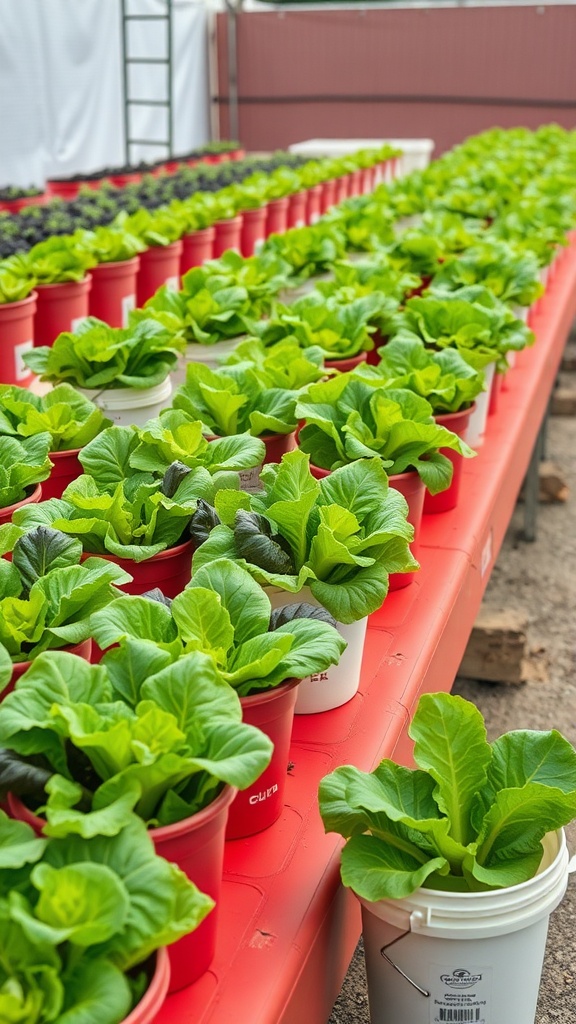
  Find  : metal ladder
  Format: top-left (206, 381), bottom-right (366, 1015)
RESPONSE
top-left (120, 0), bottom-right (174, 165)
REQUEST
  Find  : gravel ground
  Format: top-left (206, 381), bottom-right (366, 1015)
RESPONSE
top-left (328, 373), bottom-right (576, 1024)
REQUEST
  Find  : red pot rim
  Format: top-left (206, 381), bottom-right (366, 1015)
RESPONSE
top-left (433, 402), bottom-right (476, 426)
top-left (239, 677), bottom-right (299, 709)
top-left (151, 783), bottom-right (237, 842)
top-left (122, 949), bottom-right (170, 1024)
top-left (242, 206), bottom-right (267, 219)
top-left (388, 469), bottom-right (423, 484)
top-left (267, 197), bottom-right (289, 210)
top-left (91, 256), bottom-right (141, 273)
top-left (48, 447), bottom-right (82, 461)
top-left (183, 226), bottom-right (216, 241)
top-left (83, 536), bottom-right (194, 566)
top-left (0, 291), bottom-right (37, 313)
top-left (0, 483), bottom-right (42, 519)
top-left (141, 240), bottom-right (183, 254)
top-left (35, 276), bottom-right (92, 295)
top-left (10, 638), bottom-right (92, 679)
top-left (215, 216), bottom-right (243, 229)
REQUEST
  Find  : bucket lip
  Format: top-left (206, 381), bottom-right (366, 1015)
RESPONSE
top-left (215, 215), bottom-right (243, 228)
top-left (240, 676), bottom-right (300, 708)
top-left (267, 197), bottom-right (289, 210)
top-left (0, 482), bottom-right (42, 518)
top-left (0, 290), bottom-right (37, 313)
top-left (151, 783), bottom-right (237, 842)
top-left (141, 239), bottom-right (183, 255)
top-left (357, 830), bottom-right (566, 912)
top-left (49, 446), bottom-right (82, 460)
top-left (433, 401), bottom-right (476, 426)
top-left (91, 256), bottom-right (141, 273)
top-left (10, 637), bottom-right (93, 680)
top-left (241, 206), bottom-right (267, 219)
top-left (76, 376), bottom-right (172, 405)
top-left (182, 225), bottom-right (216, 241)
top-left (184, 333), bottom-right (246, 354)
top-left (122, 949), bottom-right (170, 1024)
top-left (82, 535), bottom-right (194, 567)
top-left (35, 275), bottom-right (92, 295)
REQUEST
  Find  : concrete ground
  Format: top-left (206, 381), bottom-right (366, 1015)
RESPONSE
top-left (328, 361), bottom-right (576, 1024)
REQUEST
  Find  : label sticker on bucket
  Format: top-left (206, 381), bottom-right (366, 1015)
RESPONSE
top-left (165, 276), bottom-right (179, 292)
top-left (430, 965), bottom-right (491, 1023)
top-left (121, 293), bottom-right (136, 326)
top-left (239, 464), bottom-right (263, 494)
top-left (71, 316), bottom-right (88, 333)
top-left (14, 340), bottom-right (33, 380)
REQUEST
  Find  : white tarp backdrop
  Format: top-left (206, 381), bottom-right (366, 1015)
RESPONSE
top-left (0, 0), bottom-right (210, 188)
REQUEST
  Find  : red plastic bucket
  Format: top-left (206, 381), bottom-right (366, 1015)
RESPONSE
top-left (226, 679), bottom-right (299, 839)
top-left (136, 241), bottom-right (183, 307)
top-left (287, 192), bottom-right (308, 230)
top-left (42, 448), bottom-right (82, 500)
top-left (319, 179), bottom-right (336, 215)
top-left (240, 207), bottom-right (267, 257)
top-left (360, 168), bottom-right (374, 195)
top-left (80, 537), bottom-right (193, 598)
top-left (387, 471), bottom-right (426, 592)
top-left (122, 949), bottom-right (170, 1024)
top-left (265, 198), bottom-right (289, 237)
top-left (152, 785), bottom-right (236, 991)
top-left (324, 352), bottom-right (368, 373)
top-left (229, 148), bottom-right (246, 161)
top-left (423, 405), bottom-right (475, 515)
top-left (34, 278), bottom-right (92, 349)
top-left (0, 292), bottom-right (36, 386)
top-left (348, 170), bottom-right (363, 197)
top-left (334, 176), bottom-right (350, 204)
top-left (0, 483), bottom-right (42, 527)
top-left (306, 185), bottom-right (323, 225)
top-left (89, 257), bottom-right (140, 328)
top-left (180, 227), bottom-right (215, 274)
top-left (46, 180), bottom-right (81, 200)
top-left (109, 173), bottom-right (141, 188)
top-left (234, 431), bottom-right (297, 494)
top-left (0, 194), bottom-right (46, 214)
top-left (2, 638), bottom-right (92, 701)
top-left (213, 216), bottom-right (243, 258)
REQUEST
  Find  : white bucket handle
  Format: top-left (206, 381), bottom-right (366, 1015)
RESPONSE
top-left (380, 911), bottom-right (430, 998)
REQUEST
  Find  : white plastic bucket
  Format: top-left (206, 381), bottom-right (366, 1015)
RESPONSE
top-left (466, 362), bottom-right (495, 449)
top-left (278, 273), bottom-right (332, 305)
top-left (358, 830), bottom-right (571, 1024)
top-left (76, 378), bottom-right (172, 427)
top-left (264, 585), bottom-right (367, 714)
top-left (170, 336), bottom-right (245, 389)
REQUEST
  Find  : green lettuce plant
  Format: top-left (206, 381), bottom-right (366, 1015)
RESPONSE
top-left (429, 239), bottom-right (543, 306)
top-left (23, 316), bottom-right (185, 390)
top-left (0, 254), bottom-right (36, 303)
top-left (319, 691), bottom-right (576, 899)
top-left (255, 293), bottom-right (378, 361)
top-left (0, 383), bottom-right (111, 451)
top-left (394, 290), bottom-right (534, 371)
top-left (261, 222), bottom-right (347, 281)
top-left (296, 375), bottom-right (475, 494)
top-left (0, 525), bottom-right (130, 679)
top-left (89, 558), bottom-right (346, 697)
top-left (0, 810), bottom-right (213, 1024)
top-left (171, 361), bottom-right (301, 438)
top-left (218, 336), bottom-right (328, 389)
top-left (0, 433), bottom-right (52, 509)
top-left (0, 647), bottom-right (273, 828)
top-left (27, 237), bottom-right (95, 284)
top-left (5, 425), bottom-right (237, 562)
top-left (357, 334), bottom-right (485, 414)
top-left (191, 450), bottom-right (418, 623)
top-left (142, 267), bottom-right (253, 346)
top-left (75, 224), bottom-right (146, 264)
top-left (130, 413), bottom-right (266, 476)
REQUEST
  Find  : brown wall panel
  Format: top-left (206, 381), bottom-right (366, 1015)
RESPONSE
top-left (215, 6), bottom-right (576, 154)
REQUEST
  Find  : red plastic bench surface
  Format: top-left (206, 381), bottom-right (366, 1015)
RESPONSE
top-left (155, 242), bottom-right (576, 1024)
